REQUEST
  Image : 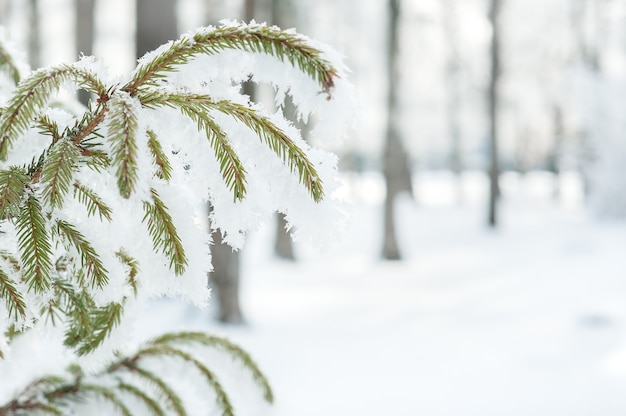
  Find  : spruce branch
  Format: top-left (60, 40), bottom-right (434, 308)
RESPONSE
top-left (54, 220), bottom-right (108, 288)
top-left (125, 22), bottom-right (338, 96)
top-left (106, 91), bottom-right (140, 198)
top-left (0, 65), bottom-right (107, 159)
top-left (123, 365), bottom-right (187, 416)
top-left (75, 301), bottom-right (123, 356)
top-left (16, 195), bottom-right (52, 293)
top-left (73, 182), bottom-right (113, 221)
top-left (143, 92), bottom-right (323, 202)
top-left (138, 345), bottom-right (234, 416)
top-left (76, 384), bottom-right (133, 416)
top-left (142, 188), bottom-right (188, 275)
top-left (150, 331), bottom-right (273, 403)
top-left (52, 279), bottom-right (94, 348)
top-left (41, 139), bottom-right (81, 209)
top-left (0, 42), bottom-right (21, 85)
top-left (0, 167), bottom-right (29, 219)
top-left (0, 267), bottom-right (26, 320)
top-left (146, 130), bottom-right (173, 181)
top-left (115, 250), bottom-right (140, 296)
top-left (35, 114), bottom-right (62, 143)
top-left (116, 381), bottom-right (165, 416)
top-left (151, 97), bottom-right (248, 201)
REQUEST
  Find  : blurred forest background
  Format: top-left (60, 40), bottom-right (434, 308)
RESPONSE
top-left (2, 0), bottom-right (626, 414)
top-left (1, 0), bottom-right (625, 317)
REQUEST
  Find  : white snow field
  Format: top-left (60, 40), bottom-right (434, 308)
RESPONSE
top-left (137, 170), bottom-right (626, 416)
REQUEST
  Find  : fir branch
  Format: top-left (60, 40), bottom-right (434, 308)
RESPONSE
top-left (0, 65), bottom-right (107, 159)
top-left (123, 365), bottom-right (186, 416)
top-left (146, 92), bottom-right (322, 202)
top-left (142, 188), bottom-right (187, 275)
top-left (125, 23), bottom-right (337, 96)
top-left (150, 331), bottom-right (273, 403)
top-left (106, 92), bottom-right (139, 198)
top-left (76, 301), bottom-right (123, 356)
top-left (52, 279), bottom-right (93, 348)
top-left (146, 130), bottom-right (172, 181)
top-left (16, 195), bottom-right (52, 293)
top-left (35, 114), bottom-right (62, 143)
top-left (78, 384), bottom-right (132, 416)
top-left (0, 267), bottom-right (26, 320)
top-left (41, 139), bottom-right (81, 209)
top-left (0, 43), bottom-right (21, 85)
top-left (138, 345), bottom-right (234, 416)
top-left (73, 182), bottom-right (112, 221)
top-left (153, 97), bottom-right (247, 201)
top-left (55, 220), bottom-right (108, 288)
top-left (115, 250), bottom-right (140, 297)
top-left (0, 167), bottom-right (29, 219)
top-left (117, 381), bottom-right (165, 416)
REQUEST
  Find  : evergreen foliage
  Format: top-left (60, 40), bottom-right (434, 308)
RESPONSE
top-left (0, 20), bottom-right (346, 415)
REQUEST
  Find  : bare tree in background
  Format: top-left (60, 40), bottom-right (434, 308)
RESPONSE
top-left (271, 0), bottom-right (299, 261)
top-left (442, 0), bottom-right (463, 202)
top-left (75, 0), bottom-right (95, 105)
top-left (382, 0), bottom-right (412, 260)
top-left (205, 0), bottom-right (257, 324)
top-left (136, 0), bottom-right (177, 58)
top-left (27, 0), bottom-right (41, 68)
top-left (487, 0), bottom-right (501, 227)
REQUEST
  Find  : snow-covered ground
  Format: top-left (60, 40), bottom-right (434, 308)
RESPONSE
top-left (138, 170), bottom-right (626, 416)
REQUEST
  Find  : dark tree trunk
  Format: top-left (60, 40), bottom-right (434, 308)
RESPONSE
top-left (204, 0), bottom-right (255, 324)
top-left (28, 0), bottom-right (40, 69)
top-left (75, 0), bottom-right (95, 105)
top-left (382, 0), bottom-right (412, 260)
top-left (270, 0), bottom-right (299, 261)
top-left (136, 0), bottom-right (178, 58)
top-left (549, 105), bottom-right (563, 199)
top-left (487, 0), bottom-right (501, 228)
top-left (209, 228), bottom-right (243, 324)
top-left (442, 0), bottom-right (462, 177)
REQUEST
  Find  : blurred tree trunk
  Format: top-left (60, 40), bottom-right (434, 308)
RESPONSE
top-left (442, 0), bottom-right (463, 201)
top-left (548, 105), bottom-right (563, 199)
top-left (271, 0), bottom-right (298, 261)
top-left (442, 0), bottom-right (462, 175)
top-left (571, 0), bottom-right (603, 198)
top-left (487, 0), bottom-right (501, 228)
top-left (204, 0), bottom-right (256, 324)
top-left (136, 0), bottom-right (177, 58)
top-left (28, 0), bottom-right (41, 68)
top-left (382, 0), bottom-right (412, 260)
top-left (0, 0), bottom-right (9, 24)
top-left (75, 0), bottom-right (95, 105)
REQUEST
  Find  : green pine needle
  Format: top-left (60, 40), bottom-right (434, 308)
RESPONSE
top-left (55, 220), bottom-right (108, 288)
top-left (142, 188), bottom-right (188, 275)
top-left (16, 195), bottom-right (53, 293)
top-left (146, 130), bottom-right (173, 181)
top-left (150, 331), bottom-right (273, 403)
top-left (76, 301), bottom-right (123, 356)
top-left (0, 64), bottom-right (106, 159)
top-left (115, 249), bottom-right (140, 297)
top-left (125, 23), bottom-right (337, 96)
top-left (79, 384), bottom-right (133, 416)
top-left (127, 366), bottom-right (187, 416)
top-left (0, 167), bottom-right (29, 219)
top-left (117, 382), bottom-right (166, 416)
top-left (73, 182), bottom-right (113, 221)
top-left (0, 43), bottom-right (21, 85)
top-left (41, 139), bottom-right (81, 209)
top-left (0, 267), bottom-right (26, 320)
top-left (138, 345), bottom-right (234, 416)
top-left (107, 91), bottom-right (140, 198)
